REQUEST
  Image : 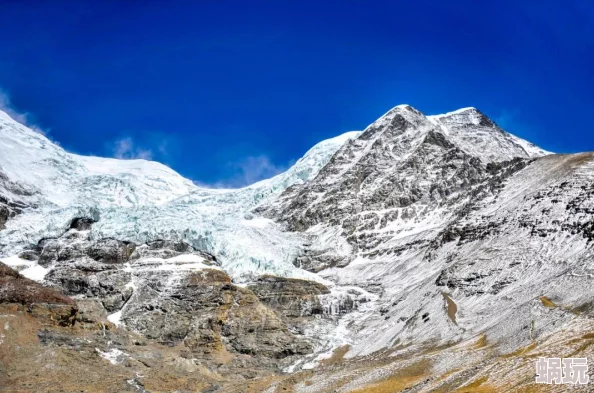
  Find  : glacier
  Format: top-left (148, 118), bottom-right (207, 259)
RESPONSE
top-left (0, 108), bottom-right (360, 281)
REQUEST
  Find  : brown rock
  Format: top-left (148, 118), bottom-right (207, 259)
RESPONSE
top-left (0, 262), bottom-right (75, 306)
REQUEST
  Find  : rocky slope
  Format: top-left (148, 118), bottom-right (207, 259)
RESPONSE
top-left (257, 105), bottom-right (565, 358)
top-left (4, 219), bottom-right (331, 374)
top-left (1, 104), bottom-right (594, 392)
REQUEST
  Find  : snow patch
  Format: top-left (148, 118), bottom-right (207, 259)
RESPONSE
top-left (95, 348), bottom-right (128, 365)
top-left (1, 255), bottom-right (49, 281)
top-left (241, 217), bottom-right (274, 228)
top-left (20, 264), bottom-right (49, 281)
top-left (107, 311), bottom-right (123, 327)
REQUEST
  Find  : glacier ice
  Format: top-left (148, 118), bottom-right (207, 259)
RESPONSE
top-left (0, 109), bottom-right (360, 281)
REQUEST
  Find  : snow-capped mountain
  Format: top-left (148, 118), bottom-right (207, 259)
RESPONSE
top-left (3, 103), bottom-right (594, 392)
top-left (0, 110), bottom-right (197, 208)
top-left (0, 109), bottom-right (359, 279)
top-left (258, 105), bottom-right (594, 363)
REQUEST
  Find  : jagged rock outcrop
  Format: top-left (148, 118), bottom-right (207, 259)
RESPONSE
top-left (4, 217), bottom-right (323, 375)
top-left (124, 267), bottom-right (313, 362)
top-left (0, 169), bottom-right (32, 230)
top-left (0, 203), bottom-right (8, 230)
top-left (249, 275), bottom-right (330, 318)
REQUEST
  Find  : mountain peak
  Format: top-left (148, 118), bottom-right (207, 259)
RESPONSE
top-left (357, 104), bottom-right (548, 165)
top-left (426, 107), bottom-right (550, 160)
top-left (384, 104), bottom-right (424, 117)
top-left (429, 106), bottom-right (495, 128)
top-left (394, 104), bottom-right (413, 109)
top-left (437, 106), bottom-right (479, 115)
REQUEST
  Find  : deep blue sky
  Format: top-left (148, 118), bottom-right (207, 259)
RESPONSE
top-left (0, 1), bottom-right (593, 186)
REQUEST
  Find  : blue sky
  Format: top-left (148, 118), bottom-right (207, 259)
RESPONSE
top-left (0, 1), bottom-right (593, 186)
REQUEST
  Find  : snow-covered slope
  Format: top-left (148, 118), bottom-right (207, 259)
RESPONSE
top-left (427, 107), bottom-right (549, 161)
top-left (0, 111), bottom-right (197, 208)
top-left (0, 109), bottom-right (360, 280)
top-left (255, 104), bottom-right (594, 365)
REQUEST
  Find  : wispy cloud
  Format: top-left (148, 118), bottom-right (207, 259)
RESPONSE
top-left (108, 133), bottom-right (177, 163)
top-left (198, 154), bottom-right (292, 189)
top-left (493, 109), bottom-right (516, 131)
top-left (0, 89), bottom-right (50, 137)
top-left (111, 137), bottom-right (154, 160)
top-left (234, 155), bottom-right (286, 185)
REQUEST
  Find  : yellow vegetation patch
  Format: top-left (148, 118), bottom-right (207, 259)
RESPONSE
top-left (473, 334), bottom-right (488, 350)
top-left (350, 360), bottom-right (430, 393)
top-left (565, 152), bottom-right (594, 169)
top-left (436, 367), bottom-right (461, 382)
top-left (454, 376), bottom-right (497, 393)
top-left (567, 338), bottom-right (594, 358)
top-left (502, 342), bottom-right (538, 359)
top-left (321, 345), bottom-right (351, 366)
top-left (539, 296), bottom-right (556, 308)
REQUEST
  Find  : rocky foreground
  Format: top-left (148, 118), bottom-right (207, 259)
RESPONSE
top-left (0, 218), bottom-right (335, 390)
top-left (2, 257), bottom-right (594, 393)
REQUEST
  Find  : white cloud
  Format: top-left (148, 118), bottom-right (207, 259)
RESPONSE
top-left (0, 89), bottom-right (50, 137)
top-left (109, 133), bottom-right (178, 162)
top-left (216, 155), bottom-right (291, 188)
top-left (111, 137), bottom-right (154, 160)
top-left (237, 155), bottom-right (282, 184)
top-left (493, 109), bottom-right (516, 130)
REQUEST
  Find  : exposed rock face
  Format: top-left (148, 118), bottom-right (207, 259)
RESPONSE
top-left (0, 261), bottom-right (77, 330)
top-left (249, 275), bottom-right (330, 319)
top-left (0, 202), bottom-right (8, 230)
top-left (0, 262), bottom-right (74, 307)
top-left (8, 218), bottom-right (320, 376)
top-left (0, 169), bottom-right (32, 230)
top-left (0, 277), bottom-right (226, 393)
top-left (123, 267), bottom-right (313, 362)
top-left (69, 216), bottom-right (96, 231)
